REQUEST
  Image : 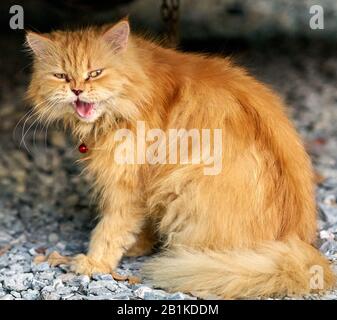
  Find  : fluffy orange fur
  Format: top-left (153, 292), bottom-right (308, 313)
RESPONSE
top-left (26, 20), bottom-right (335, 298)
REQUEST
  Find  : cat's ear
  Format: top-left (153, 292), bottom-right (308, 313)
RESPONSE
top-left (103, 20), bottom-right (130, 53)
top-left (25, 32), bottom-right (53, 57)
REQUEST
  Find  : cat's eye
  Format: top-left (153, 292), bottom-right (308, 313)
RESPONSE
top-left (54, 73), bottom-right (69, 82)
top-left (87, 69), bottom-right (103, 79)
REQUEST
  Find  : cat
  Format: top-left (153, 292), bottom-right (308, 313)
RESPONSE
top-left (26, 19), bottom-right (335, 299)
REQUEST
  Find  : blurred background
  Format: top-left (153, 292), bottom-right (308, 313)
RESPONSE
top-left (0, 0), bottom-right (336, 300)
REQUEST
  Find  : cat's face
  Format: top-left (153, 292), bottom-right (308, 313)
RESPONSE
top-left (26, 21), bottom-right (131, 126)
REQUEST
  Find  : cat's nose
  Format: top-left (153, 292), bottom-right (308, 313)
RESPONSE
top-left (72, 89), bottom-right (83, 96)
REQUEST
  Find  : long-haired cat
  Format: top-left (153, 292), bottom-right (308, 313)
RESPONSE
top-left (26, 20), bottom-right (335, 298)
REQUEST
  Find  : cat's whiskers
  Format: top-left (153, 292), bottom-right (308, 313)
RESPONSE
top-left (20, 115), bottom-right (40, 153)
top-left (32, 121), bottom-right (41, 149)
top-left (37, 99), bottom-right (64, 151)
top-left (12, 108), bottom-right (35, 143)
top-left (32, 101), bottom-right (53, 149)
top-left (18, 98), bottom-right (50, 143)
top-left (20, 99), bottom-right (60, 153)
top-left (14, 98), bottom-right (50, 143)
top-left (35, 103), bottom-right (55, 150)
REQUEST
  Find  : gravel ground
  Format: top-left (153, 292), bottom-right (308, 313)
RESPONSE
top-left (0, 36), bottom-right (336, 300)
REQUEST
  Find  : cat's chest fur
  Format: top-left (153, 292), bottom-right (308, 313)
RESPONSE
top-left (82, 132), bottom-right (180, 218)
top-left (79, 132), bottom-right (149, 208)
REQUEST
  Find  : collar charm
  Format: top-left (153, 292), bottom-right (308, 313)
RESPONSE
top-left (78, 143), bottom-right (88, 154)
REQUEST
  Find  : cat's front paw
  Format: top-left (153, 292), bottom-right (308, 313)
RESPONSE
top-left (71, 254), bottom-right (111, 276)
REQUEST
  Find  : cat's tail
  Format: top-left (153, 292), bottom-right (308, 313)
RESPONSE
top-left (143, 237), bottom-right (335, 299)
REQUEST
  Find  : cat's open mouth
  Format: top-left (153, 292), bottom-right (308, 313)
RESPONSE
top-left (74, 99), bottom-right (95, 119)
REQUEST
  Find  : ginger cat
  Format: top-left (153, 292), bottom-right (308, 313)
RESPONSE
top-left (26, 20), bottom-right (335, 299)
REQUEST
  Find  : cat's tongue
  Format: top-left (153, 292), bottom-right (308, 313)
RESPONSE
top-left (75, 100), bottom-right (94, 118)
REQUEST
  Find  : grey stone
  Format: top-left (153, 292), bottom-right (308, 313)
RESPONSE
top-left (134, 286), bottom-right (170, 300)
top-left (41, 285), bottom-right (54, 293)
top-left (21, 289), bottom-right (40, 300)
top-left (31, 279), bottom-right (49, 290)
top-left (0, 294), bottom-right (14, 300)
top-left (41, 292), bottom-right (61, 300)
top-left (63, 294), bottom-right (85, 300)
top-left (32, 262), bottom-right (50, 272)
top-left (28, 248), bottom-right (38, 256)
top-left (38, 271), bottom-right (55, 282)
top-left (56, 273), bottom-right (76, 283)
top-left (11, 253), bottom-right (29, 262)
top-left (88, 286), bottom-right (115, 296)
top-left (9, 263), bottom-right (25, 273)
top-left (323, 195), bottom-right (337, 206)
top-left (320, 240), bottom-right (337, 255)
top-left (85, 295), bottom-right (116, 300)
top-left (169, 292), bottom-right (197, 300)
top-left (0, 255), bottom-right (9, 268)
top-left (52, 278), bottom-right (64, 290)
top-left (118, 283), bottom-right (130, 291)
top-left (55, 286), bottom-right (76, 296)
top-left (92, 273), bottom-right (114, 281)
top-left (110, 293), bottom-right (132, 300)
top-left (10, 291), bottom-right (21, 298)
top-left (3, 273), bottom-right (33, 291)
top-left (3, 269), bottom-right (17, 276)
top-left (0, 230), bottom-right (12, 244)
top-left (319, 204), bottom-right (337, 226)
top-left (67, 275), bottom-right (90, 287)
top-left (88, 280), bottom-right (117, 293)
top-left (48, 233), bottom-right (59, 243)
